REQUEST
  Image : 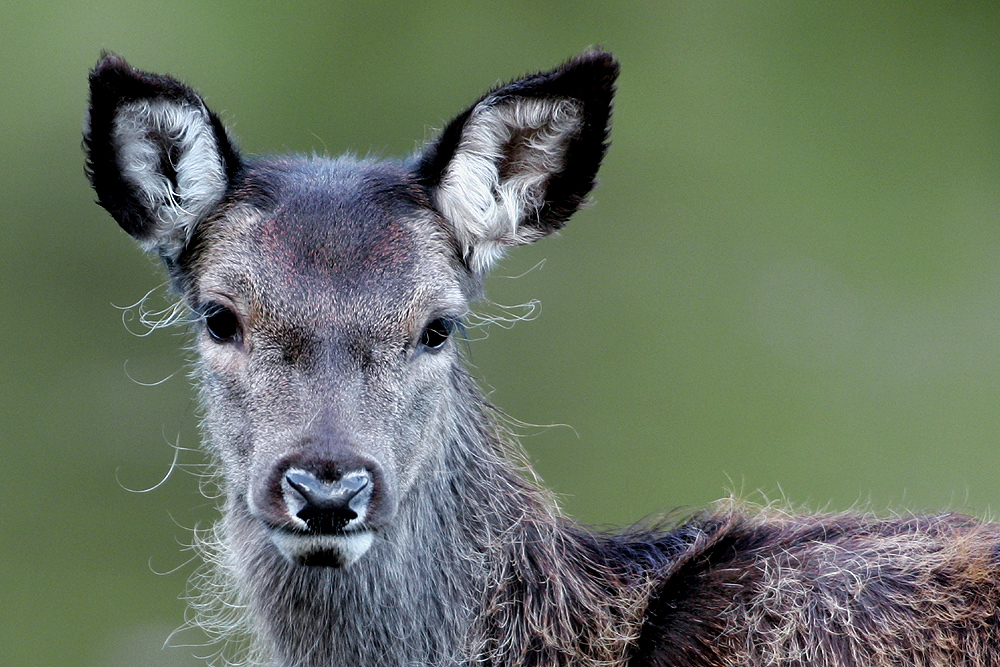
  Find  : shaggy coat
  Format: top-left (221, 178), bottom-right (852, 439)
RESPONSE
top-left (85, 51), bottom-right (1000, 667)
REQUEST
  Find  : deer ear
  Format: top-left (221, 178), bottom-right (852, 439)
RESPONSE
top-left (415, 50), bottom-right (619, 274)
top-left (84, 53), bottom-right (241, 261)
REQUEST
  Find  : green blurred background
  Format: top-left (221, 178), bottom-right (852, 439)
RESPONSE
top-left (2, 1), bottom-right (999, 664)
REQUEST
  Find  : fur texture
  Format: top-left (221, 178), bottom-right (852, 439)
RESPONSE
top-left (84, 52), bottom-right (241, 260)
top-left (433, 97), bottom-right (583, 273)
top-left (112, 98), bottom-right (229, 257)
top-left (85, 51), bottom-right (1000, 667)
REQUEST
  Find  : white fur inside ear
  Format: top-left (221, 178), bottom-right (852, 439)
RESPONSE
top-left (112, 99), bottom-right (227, 258)
top-left (435, 98), bottom-right (582, 273)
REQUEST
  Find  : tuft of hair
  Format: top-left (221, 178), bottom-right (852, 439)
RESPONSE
top-left (415, 50), bottom-right (619, 274)
top-left (83, 52), bottom-right (242, 261)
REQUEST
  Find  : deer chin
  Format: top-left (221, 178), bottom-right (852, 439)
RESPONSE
top-left (270, 529), bottom-right (375, 568)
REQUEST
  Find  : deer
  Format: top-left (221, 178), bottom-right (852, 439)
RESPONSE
top-left (84, 50), bottom-right (1000, 667)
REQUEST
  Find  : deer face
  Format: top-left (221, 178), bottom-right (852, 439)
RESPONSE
top-left (187, 158), bottom-right (468, 565)
top-left (85, 51), bottom-right (617, 567)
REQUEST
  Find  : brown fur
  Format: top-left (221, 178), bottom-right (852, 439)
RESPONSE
top-left (634, 504), bottom-right (1000, 666)
top-left (84, 51), bottom-right (1000, 667)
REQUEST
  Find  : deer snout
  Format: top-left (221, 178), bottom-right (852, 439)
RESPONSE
top-left (283, 468), bottom-right (372, 534)
top-left (253, 446), bottom-right (393, 568)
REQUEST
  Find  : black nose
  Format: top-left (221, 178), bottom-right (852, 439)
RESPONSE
top-left (283, 468), bottom-right (372, 534)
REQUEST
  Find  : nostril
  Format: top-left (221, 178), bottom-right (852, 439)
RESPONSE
top-left (282, 468), bottom-right (372, 533)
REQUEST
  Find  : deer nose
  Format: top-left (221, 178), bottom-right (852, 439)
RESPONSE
top-left (283, 468), bottom-right (372, 534)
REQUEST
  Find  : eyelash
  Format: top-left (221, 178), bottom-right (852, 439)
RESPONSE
top-left (201, 303), bottom-right (242, 343)
top-left (418, 317), bottom-right (458, 353)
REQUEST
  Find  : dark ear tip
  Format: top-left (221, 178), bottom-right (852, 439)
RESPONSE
top-left (565, 48), bottom-right (620, 84)
top-left (90, 51), bottom-right (133, 84)
top-left (572, 48), bottom-right (619, 71)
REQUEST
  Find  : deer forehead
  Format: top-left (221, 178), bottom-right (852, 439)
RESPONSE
top-left (191, 156), bottom-right (465, 331)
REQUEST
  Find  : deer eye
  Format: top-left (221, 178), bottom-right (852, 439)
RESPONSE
top-left (203, 304), bottom-right (241, 343)
top-left (418, 317), bottom-right (454, 352)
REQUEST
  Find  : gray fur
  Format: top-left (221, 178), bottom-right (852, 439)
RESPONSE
top-left (85, 52), bottom-right (1000, 667)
